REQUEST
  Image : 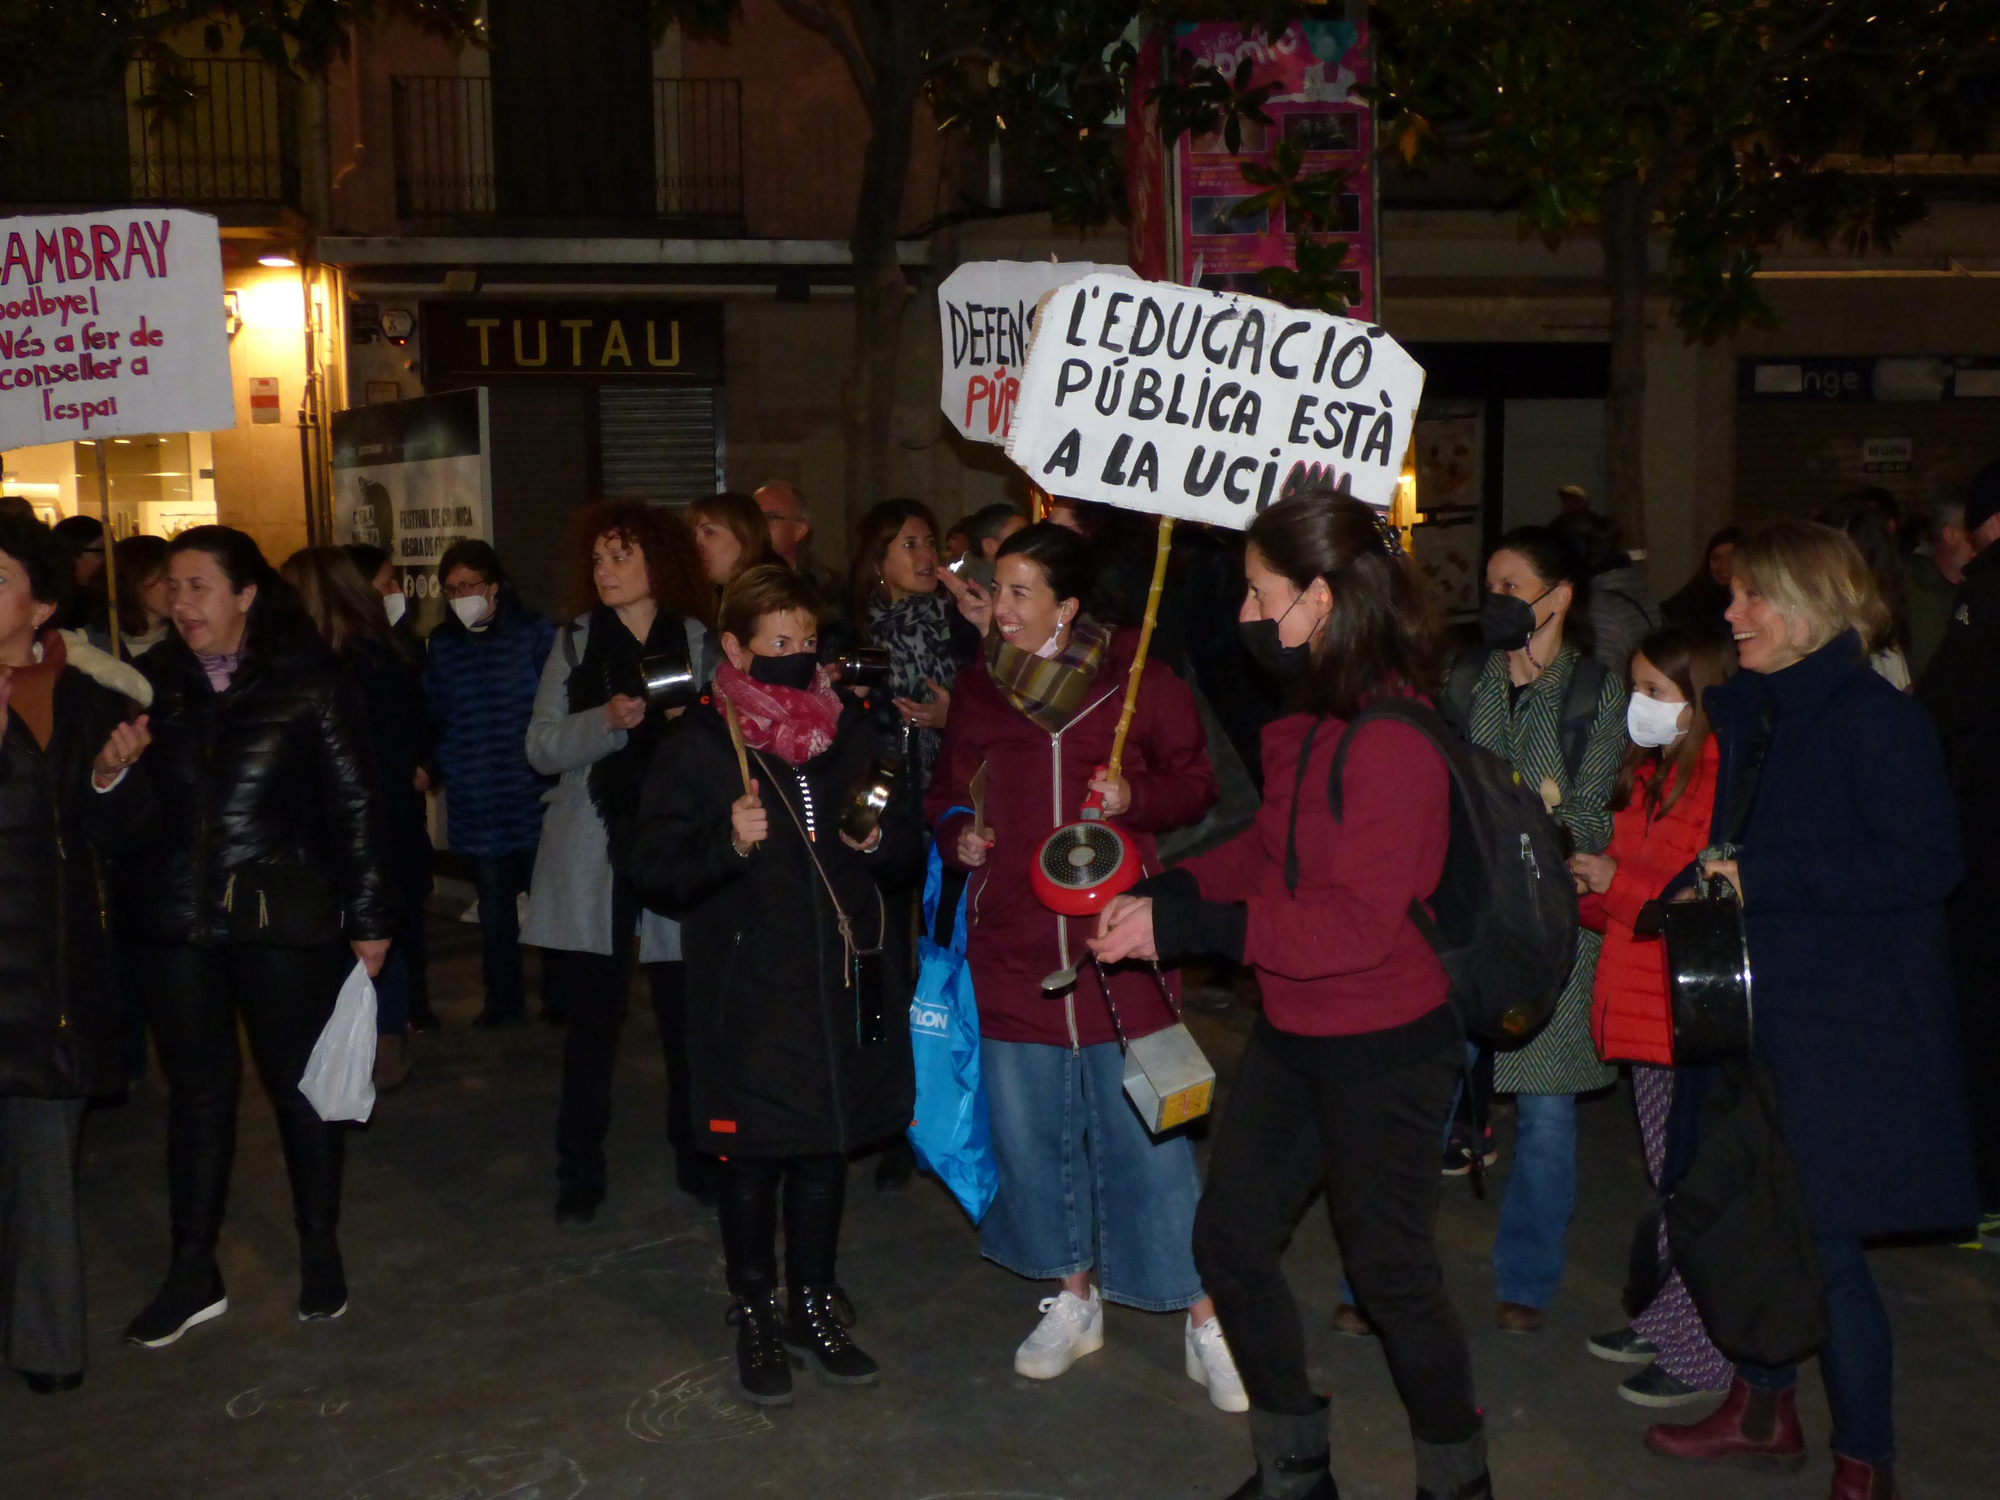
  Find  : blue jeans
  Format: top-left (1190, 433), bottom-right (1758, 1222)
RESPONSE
top-left (1738, 1235), bottom-right (1894, 1466)
top-left (979, 1036), bottom-right (1205, 1312)
top-left (470, 850), bottom-right (536, 1020)
top-left (1492, 1092), bottom-right (1578, 1308)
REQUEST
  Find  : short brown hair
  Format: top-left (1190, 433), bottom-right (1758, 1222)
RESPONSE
top-left (687, 491), bottom-right (776, 585)
top-left (720, 563), bottom-right (820, 647)
top-left (568, 499), bottom-right (711, 623)
top-left (1732, 518), bottom-right (1890, 655)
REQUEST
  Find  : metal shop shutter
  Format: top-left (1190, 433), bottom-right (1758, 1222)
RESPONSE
top-left (597, 385), bottom-right (722, 503)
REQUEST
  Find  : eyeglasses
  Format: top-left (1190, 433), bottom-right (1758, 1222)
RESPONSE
top-left (441, 578), bottom-right (489, 599)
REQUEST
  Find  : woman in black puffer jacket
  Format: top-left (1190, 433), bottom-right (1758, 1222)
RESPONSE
top-left (0, 515), bottom-right (154, 1395)
top-left (115, 527), bottom-right (394, 1350)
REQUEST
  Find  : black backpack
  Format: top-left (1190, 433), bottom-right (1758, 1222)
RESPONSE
top-left (1283, 698), bottom-right (1580, 1046)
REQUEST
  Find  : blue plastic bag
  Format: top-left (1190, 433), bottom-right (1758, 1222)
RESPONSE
top-left (907, 811), bottom-right (997, 1223)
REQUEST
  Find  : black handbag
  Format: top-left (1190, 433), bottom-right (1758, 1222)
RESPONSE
top-left (223, 863), bottom-right (342, 947)
top-left (1665, 1058), bottom-right (1826, 1365)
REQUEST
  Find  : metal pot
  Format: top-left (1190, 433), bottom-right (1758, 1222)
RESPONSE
top-left (1661, 874), bottom-right (1753, 1065)
top-left (638, 630), bottom-right (698, 712)
top-left (830, 646), bottom-right (892, 691)
top-left (838, 755), bottom-right (900, 843)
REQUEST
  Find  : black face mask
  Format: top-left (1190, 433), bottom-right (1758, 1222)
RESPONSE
top-left (1478, 589), bottom-right (1549, 652)
top-left (748, 652), bottom-right (819, 692)
top-left (1239, 617), bottom-right (1314, 679)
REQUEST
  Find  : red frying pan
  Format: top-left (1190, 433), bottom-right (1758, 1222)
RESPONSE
top-left (1029, 516), bottom-right (1173, 921)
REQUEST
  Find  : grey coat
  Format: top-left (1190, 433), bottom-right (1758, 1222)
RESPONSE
top-left (520, 612), bottom-right (710, 960)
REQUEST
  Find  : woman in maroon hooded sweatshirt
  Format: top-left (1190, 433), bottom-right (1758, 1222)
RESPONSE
top-left (925, 521), bottom-right (1243, 1407)
top-left (1092, 493), bottom-right (1490, 1500)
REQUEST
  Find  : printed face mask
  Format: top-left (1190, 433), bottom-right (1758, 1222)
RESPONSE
top-left (1627, 692), bottom-right (1690, 749)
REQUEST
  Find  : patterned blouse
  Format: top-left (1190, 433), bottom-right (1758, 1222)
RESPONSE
top-left (1464, 641), bottom-right (1629, 1095)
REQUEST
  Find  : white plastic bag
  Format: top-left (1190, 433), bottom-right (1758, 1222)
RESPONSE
top-left (300, 962), bottom-right (378, 1123)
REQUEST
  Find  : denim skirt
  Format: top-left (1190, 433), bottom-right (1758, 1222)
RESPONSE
top-left (978, 1036), bottom-right (1205, 1312)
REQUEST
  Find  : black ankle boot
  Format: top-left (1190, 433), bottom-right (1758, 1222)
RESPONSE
top-left (126, 1258), bottom-right (227, 1348)
top-left (784, 1284), bottom-right (879, 1385)
top-left (299, 1233), bottom-right (348, 1322)
top-left (727, 1291), bottom-right (794, 1406)
top-left (1227, 1402), bottom-right (1338, 1500)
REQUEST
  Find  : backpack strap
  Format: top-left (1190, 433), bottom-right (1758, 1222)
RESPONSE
top-left (1438, 652), bottom-right (1482, 735)
top-left (1559, 654), bottom-right (1608, 784)
top-left (1281, 717), bottom-right (1324, 895)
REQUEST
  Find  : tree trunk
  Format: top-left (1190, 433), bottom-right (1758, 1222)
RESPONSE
top-left (842, 72), bottom-right (920, 539)
top-left (1599, 176), bottom-right (1651, 548)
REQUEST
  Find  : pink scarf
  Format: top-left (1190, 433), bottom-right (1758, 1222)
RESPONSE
top-left (713, 660), bottom-right (843, 765)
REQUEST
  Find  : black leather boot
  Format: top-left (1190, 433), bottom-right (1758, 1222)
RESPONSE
top-left (126, 1257), bottom-right (227, 1348)
top-left (1415, 1430), bottom-right (1493, 1499)
top-left (727, 1292), bottom-right (794, 1406)
top-left (299, 1232), bottom-right (348, 1322)
top-left (1226, 1402), bottom-right (1338, 1500)
top-left (784, 1285), bottom-right (880, 1385)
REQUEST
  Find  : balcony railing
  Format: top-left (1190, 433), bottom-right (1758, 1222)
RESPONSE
top-left (392, 76), bottom-right (744, 229)
top-left (0, 59), bottom-right (302, 215)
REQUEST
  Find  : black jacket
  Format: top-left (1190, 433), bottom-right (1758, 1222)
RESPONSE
top-left (0, 640), bottom-right (152, 1098)
top-left (627, 693), bottom-right (921, 1158)
top-left (344, 633), bottom-right (432, 909)
top-left (1916, 542), bottom-right (2000, 884)
top-left (115, 622), bottom-right (396, 948)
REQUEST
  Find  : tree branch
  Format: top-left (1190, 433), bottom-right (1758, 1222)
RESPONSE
top-left (773, 0), bottom-right (874, 97)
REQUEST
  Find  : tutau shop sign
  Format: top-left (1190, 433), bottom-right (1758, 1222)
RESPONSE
top-left (419, 301), bottom-right (722, 383)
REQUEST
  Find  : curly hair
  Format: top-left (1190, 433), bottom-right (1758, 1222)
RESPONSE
top-left (567, 500), bottom-right (712, 624)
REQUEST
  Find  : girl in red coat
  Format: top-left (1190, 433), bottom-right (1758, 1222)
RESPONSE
top-left (925, 522), bottom-right (1241, 1407)
top-left (1568, 624), bottom-right (1737, 1408)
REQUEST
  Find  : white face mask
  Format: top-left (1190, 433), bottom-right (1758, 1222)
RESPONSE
top-left (383, 593), bottom-right (407, 628)
top-left (1031, 609), bottom-right (1073, 660)
top-left (1627, 692), bottom-right (1690, 749)
top-left (450, 593), bottom-right (490, 629)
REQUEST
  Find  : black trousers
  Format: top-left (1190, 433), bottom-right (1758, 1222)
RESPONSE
top-left (552, 876), bottom-right (694, 1201)
top-left (1194, 1015), bottom-right (1480, 1441)
top-left (717, 1153), bottom-right (847, 1298)
top-left (138, 942), bottom-right (349, 1262)
top-left (1950, 882), bottom-right (2000, 1215)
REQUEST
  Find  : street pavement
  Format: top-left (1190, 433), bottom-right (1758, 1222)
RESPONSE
top-left (7, 912), bottom-right (1996, 1499)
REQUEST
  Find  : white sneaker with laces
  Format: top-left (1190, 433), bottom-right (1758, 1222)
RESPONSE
top-left (1013, 1288), bottom-right (1104, 1379)
top-left (1185, 1314), bottom-right (1249, 1411)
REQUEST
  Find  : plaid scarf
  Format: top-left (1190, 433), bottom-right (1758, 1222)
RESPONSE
top-left (986, 614), bottom-right (1111, 734)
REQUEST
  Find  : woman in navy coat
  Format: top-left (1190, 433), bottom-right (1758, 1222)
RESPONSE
top-left (1647, 520), bottom-right (1976, 1500)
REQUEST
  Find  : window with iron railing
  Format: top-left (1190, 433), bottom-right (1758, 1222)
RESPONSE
top-left (391, 76), bottom-right (745, 228)
top-left (0, 59), bottom-right (301, 215)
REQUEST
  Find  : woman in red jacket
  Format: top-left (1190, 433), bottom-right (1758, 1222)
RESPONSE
top-left (924, 522), bottom-right (1238, 1405)
top-left (1091, 493), bottom-right (1487, 1500)
top-left (1569, 624), bottom-right (1737, 1409)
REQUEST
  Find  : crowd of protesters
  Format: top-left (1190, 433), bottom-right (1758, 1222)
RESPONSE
top-left (1, 463), bottom-right (1995, 1500)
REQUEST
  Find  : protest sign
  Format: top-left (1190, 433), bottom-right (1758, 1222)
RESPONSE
top-left (0, 209), bottom-right (232, 448)
top-left (1004, 273), bottom-right (1425, 527)
top-left (938, 260), bottom-right (1134, 446)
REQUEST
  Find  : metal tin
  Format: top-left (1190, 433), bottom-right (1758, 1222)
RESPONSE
top-left (838, 756), bottom-right (900, 843)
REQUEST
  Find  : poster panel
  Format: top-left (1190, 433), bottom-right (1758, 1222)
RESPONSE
top-left (1172, 13), bottom-right (1375, 319)
top-left (938, 261), bottom-right (1135, 445)
top-left (0, 208), bottom-right (233, 447)
top-left (332, 389), bottom-right (491, 603)
top-left (1006, 273), bottom-right (1424, 527)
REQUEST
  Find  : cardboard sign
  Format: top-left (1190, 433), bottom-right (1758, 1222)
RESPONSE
top-left (938, 260), bottom-right (1134, 446)
top-left (1005, 273), bottom-right (1425, 526)
top-left (0, 209), bottom-right (232, 447)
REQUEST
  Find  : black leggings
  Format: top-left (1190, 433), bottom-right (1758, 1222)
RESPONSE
top-left (1194, 1015), bottom-right (1480, 1441)
top-left (138, 942), bottom-right (349, 1260)
top-left (717, 1154), bottom-right (847, 1298)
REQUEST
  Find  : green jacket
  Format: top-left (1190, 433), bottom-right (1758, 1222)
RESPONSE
top-left (1907, 554), bottom-right (1957, 680)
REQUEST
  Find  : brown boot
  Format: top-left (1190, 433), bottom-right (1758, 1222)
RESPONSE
top-left (1829, 1453), bottom-right (1901, 1500)
top-left (372, 1032), bottom-right (412, 1091)
top-left (1645, 1377), bottom-right (1806, 1469)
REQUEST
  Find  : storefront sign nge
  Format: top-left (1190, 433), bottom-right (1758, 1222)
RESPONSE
top-left (1005, 274), bottom-right (1424, 526)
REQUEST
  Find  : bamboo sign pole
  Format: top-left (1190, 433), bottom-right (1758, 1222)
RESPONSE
top-left (1103, 514), bottom-right (1174, 783)
top-left (93, 441), bottom-right (121, 659)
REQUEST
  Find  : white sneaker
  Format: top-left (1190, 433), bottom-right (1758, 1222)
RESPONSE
top-left (1014, 1288), bottom-right (1104, 1379)
top-left (1185, 1314), bottom-right (1249, 1412)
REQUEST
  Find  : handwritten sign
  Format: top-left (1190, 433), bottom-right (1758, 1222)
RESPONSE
top-left (0, 209), bottom-right (231, 447)
top-left (938, 261), bottom-right (1134, 446)
top-left (1004, 273), bottom-right (1424, 527)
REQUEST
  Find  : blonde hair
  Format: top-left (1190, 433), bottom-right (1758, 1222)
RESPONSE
top-left (1732, 518), bottom-right (1891, 654)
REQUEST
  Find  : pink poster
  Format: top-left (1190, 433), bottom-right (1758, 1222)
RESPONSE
top-left (1125, 35), bottom-right (1171, 284)
top-left (1171, 14), bottom-right (1375, 319)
